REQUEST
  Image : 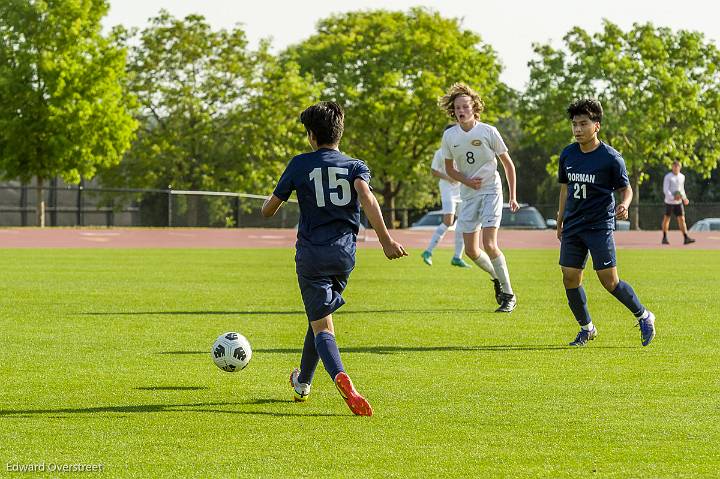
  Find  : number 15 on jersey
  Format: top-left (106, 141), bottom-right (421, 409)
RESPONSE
top-left (309, 167), bottom-right (351, 207)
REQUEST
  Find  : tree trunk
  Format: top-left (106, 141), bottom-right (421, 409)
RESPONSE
top-left (36, 177), bottom-right (45, 228)
top-left (381, 181), bottom-right (395, 229)
top-left (631, 173), bottom-right (640, 230)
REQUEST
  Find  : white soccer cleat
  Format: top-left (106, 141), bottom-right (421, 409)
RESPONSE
top-left (290, 368), bottom-right (311, 402)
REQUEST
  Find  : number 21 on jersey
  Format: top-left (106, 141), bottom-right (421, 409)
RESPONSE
top-left (573, 183), bottom-right (587, 199)
top-left (309, 167), bottom-right (351, 207)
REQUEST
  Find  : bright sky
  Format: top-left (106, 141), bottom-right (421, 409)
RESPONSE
top-left (104, 0), bottom-right (720, 91)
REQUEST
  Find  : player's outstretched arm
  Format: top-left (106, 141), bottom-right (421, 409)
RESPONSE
top-left (557, 184), bottom-right (568, 241)
top-left (615, 186), bottom-right (632, 220)
top-left (261, 195), bottom-right (284, 218)
top-left (498, 152), bottom-right (519, 212)
top-left (354, 178), bottom-right (407, 260)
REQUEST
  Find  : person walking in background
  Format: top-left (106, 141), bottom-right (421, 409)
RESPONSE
top-left (662, 160), bottom-right (695, 245)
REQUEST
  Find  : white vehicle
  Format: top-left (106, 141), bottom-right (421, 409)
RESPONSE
top-left (689, 218), bottom-right (720, 232)
top-left (409, 210), bottom-right (456, 231)
top-left (615, 220), bottom-right (630, 231)
top-left (411, 204), bottom-right (558, 230)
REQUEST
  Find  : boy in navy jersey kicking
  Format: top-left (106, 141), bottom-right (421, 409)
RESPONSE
top-left (261, 101), bottom-right (407, 416)
top-left (556, 98), bottom-right (655, 347)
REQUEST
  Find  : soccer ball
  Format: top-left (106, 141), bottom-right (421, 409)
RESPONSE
top-left (212, 332), bottom-right (252, 372)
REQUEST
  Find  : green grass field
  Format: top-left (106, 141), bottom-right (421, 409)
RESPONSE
top-left (1, 247), bottom-right (718, 478)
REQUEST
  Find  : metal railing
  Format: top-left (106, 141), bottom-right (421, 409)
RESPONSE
top-left (0, 185), bottom-right (298, 228)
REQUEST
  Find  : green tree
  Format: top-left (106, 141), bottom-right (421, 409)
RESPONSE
top-left (103, 12), bottom-right (257, 194)
top-left (103, 11), bottom-right (319, 225)
top-left (0, 0), bottom-right (137, 225)
top-left (284, 8), bottom-right (507, 224)
top-left (522, 20), bottom-right (720, 228)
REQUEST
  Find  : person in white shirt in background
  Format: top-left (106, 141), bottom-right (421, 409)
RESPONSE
top-left (661, 160), bottom-right (696, 245)
top-left (421, 133), bottom-right (472, 268)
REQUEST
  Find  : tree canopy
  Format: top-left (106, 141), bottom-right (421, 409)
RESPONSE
top-left (522, 20), bottom-right (720, 225)
top-left (100, 12), bottom-right (319, 219)
top-left (99, 11), bottom-right (320, 224)
top-left (284, 7), bottom-right (508, 222)
top-left (0, 0), bottom-right (137, 223)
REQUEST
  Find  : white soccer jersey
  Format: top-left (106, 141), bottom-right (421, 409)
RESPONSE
top-left (441, 122), bottom-right (508, 199)
top-left (431, 148), bottom-right (461, 213)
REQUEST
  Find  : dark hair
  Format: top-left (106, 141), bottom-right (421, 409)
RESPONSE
top-left (300, 101), bottom-right (344, 145)
top-left (444, 124), bottom-right (455, 132)
top-left (567, 98), bottom-right (603, 123)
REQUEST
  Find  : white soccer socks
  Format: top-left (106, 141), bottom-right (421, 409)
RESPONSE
top-left (453, 228), bottom-right (465, 259)
top-left (472, 249), bottom-right (497, 278)
top-left (427, 223), bottom-right (449, 252)
top-left (491, 253), bottom-right (513, 295)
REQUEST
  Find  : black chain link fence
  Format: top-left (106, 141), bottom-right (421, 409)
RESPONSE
top-left (1, 182), bottom-right (718, 229)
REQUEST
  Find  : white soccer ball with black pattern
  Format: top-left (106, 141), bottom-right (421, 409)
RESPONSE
top-left (212, 332), bottom-right (252, 372)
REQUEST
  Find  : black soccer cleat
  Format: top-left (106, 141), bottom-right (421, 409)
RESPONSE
top-left (569, 326), bottom-right (598, 346)
top-left (495, 293), bottom-right (516, 313)
top-left (683, 236), bottom-right (696, 245)
top-left (492, 279), bottom-right (502, 305)
top-left (636, 311), bottom-right (656, 347)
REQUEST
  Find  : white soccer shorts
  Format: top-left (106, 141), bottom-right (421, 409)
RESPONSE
top-left (456, 192), bottom-right (502, 233)
top-left (439, 182), bottom-right (461, 215)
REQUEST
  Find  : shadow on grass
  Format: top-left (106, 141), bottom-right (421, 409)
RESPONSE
top-left (79, 309), bottom-right (482, 317)
top-left (159, 344), bottom-right (635, 356)
top-left (135, 386), bottom-right (208, 391)
top-left (0, 399), bottom-right (343, 418)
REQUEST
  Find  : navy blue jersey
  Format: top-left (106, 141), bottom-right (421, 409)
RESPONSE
top-left (558, 142), bottom-right (630, 234)
top-left (273, 148), bottom-right (371, 275)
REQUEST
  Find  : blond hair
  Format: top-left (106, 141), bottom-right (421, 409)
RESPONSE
top-left (438, 82), bottom-right (485, 120)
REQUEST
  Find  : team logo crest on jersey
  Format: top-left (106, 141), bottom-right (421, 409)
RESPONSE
top-left (471, 140), bottom-right (483, 146)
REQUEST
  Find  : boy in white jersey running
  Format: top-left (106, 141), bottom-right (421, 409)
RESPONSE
top-left (421, 138), bottom-right (471, 268)
top-left (439, 83), bottom-right (519, 312)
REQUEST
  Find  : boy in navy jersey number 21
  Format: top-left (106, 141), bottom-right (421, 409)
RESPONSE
top-left (262, 102), bottom-right (407, 416)
top-left (557, 99), bottom-right (656, 347)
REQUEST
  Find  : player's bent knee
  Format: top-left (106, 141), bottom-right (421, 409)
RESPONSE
top-left (561, 267), bottom-right (583, 288)
top-left (596, 270), bottom-right (619, 291)
top-left (466, 248), bottom-right (480, 259)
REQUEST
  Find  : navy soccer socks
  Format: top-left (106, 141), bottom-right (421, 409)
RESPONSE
top-left (611, 280), bottom-right (645, 318)
top-left (314, 331), bottom-right (345, 380)
top-left (566, 286), bottom-right (591, 326)
top-left (297, 324), bottom-right (319, 384)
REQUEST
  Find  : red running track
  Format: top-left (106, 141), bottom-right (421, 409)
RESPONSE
top-left (1, 227), bottom-right (718, 249)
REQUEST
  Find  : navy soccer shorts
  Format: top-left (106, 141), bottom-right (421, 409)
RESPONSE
top-left (560, 229), bottom-right (617, 271)
top-left (297, 273), bottom-right (350, 321)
